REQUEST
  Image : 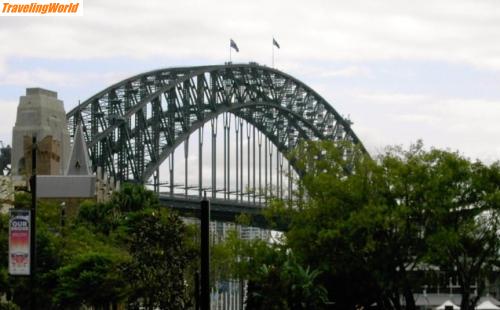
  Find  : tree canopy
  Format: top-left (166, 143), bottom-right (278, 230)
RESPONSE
top-left (215, 141), bottom-right (500, 310)
top-left (1, 141), bottom-right (498, 310)
top-left (1, 183), bottom-right (198, 310)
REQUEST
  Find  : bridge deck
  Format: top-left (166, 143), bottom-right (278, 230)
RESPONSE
top-left (158, 193), bottom-right (281, 229)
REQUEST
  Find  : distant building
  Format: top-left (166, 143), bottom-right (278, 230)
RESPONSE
top-left (37, 124), bottom-right (96, 199)
top-left (9, 87), bottom-right (118, 202)
top-left (11, 88), bottom-right (70, 178)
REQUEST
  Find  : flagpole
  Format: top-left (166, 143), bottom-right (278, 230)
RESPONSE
top-left (272, 38), bottom-right (280, 68)
top-left (230, 43), bottom-right (232, 63)
top-left (272, 42), bottom-right (274, 68)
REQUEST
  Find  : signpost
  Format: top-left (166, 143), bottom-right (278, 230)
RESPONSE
top-left (29, 135), bottom-right (37, 310)
top-left (200, 193), bottom-right (210, 310)
top-left (8, 209), bottom-right (31, 276)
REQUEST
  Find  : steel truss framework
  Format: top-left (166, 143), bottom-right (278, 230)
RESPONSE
top-left (67, 63), bottom-right (364, 193)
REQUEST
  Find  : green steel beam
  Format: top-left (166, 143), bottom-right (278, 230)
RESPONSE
top-left (67, 63), bottom-right (365, 183)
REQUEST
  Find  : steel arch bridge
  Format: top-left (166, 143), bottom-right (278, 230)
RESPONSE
top-left (67, 63), bottom-right (364, 224)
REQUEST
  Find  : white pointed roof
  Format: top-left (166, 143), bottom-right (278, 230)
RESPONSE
top-left (65, 124), bottom-right (91, 175)
top-left (477, 301), bottom-right (500, 310)
top-left (436, 300), bottom-right (460, 310)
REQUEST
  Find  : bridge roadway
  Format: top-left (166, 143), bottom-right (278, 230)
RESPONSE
top-left (158, 193), bottom-right (284, 230)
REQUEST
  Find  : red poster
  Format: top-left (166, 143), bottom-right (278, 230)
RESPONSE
top-left (8, 209), bottom-right (30, 276)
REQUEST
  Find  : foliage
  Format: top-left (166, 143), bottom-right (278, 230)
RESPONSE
top-left (54, 252), bottom-right (129, 309)
top-left (76, 200), bottom-right (116, 235)
top-left (1, 142), bottom-right (498, 310)
top-left (0, 301), bottom-right (19, 310)
top-left (212, 230), bottom-right (327, 309)
top-left (281, 141), bottom-right (500, 310)
top-left (245, 249), bottom-right (328, 310)
top-left (13, 192), bottom-right (30, 209)
top-left (123, 208), bottom-right (194, 309)
top-left (422, 153), bottom-right (500, 310)
top-left (0, 183), bottom-right (197, 310)
top-left (110, 183), bottom-right (160, 213)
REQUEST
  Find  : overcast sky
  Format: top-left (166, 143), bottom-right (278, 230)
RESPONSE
top-left (1, 0), bottom-right (500, 163)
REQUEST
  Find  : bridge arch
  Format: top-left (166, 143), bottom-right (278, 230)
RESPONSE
top-left (67, 63), bottom-right (365, 183)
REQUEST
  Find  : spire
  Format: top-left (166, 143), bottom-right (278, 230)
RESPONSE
top-left (65, 124), bottom-right (91, 175)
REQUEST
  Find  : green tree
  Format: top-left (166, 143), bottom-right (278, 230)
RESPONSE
top-left (75, 183), bottom-right (198, 309)
top-left (212, 230), bottom-right (327, 309)
top-left (54, 252), bottom-right (129, 309)
top-left (123, 208), bottom-right (194, 309)
top-left (285, 141), bottom-right (500, 310)
top-left (76, 200), bottom-right (116, 235)
top-left (286, 141), bottom-right (397, 309)
top-left (3, 183), bottom-right (196, 310)
top-left (110, 183), bottom-right (159, 213)
top-left (423, 153), bottom-right (500, 310)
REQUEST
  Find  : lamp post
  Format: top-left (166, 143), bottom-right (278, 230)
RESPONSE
top-left (29, 135), bottom-right (37, 310)
top-left (200, 192), bottom-right (210, 310)
top-left (60, 202), bottom-right (66, 228)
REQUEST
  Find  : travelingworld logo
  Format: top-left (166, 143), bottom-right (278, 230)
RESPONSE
top-left (1, 0), bottom-right (83, 16)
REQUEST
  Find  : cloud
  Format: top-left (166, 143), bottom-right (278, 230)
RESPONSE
top-left (1, 0), bottom-right (500, 166)
top-left (0, 0), bottom-right (500, 70)
top-left (0, 68), bottom-right (128, 88)
top-left (320, 66), bottom-right (372, 78)
top-left (0, 59), bottom-right (5, 73)
top-left (355, 92), bottom-right (430, 105)
top-left (347, 91), bottom-right (500, 162)
top-left (0, 100), bottom-right (18, 145)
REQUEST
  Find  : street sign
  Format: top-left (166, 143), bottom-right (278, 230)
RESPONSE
top-left (8, 209), bottom-right (31, 276)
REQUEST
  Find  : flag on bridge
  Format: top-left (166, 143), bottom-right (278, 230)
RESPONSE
top-left (272, 37), bottom-right (280, 68)
top-left (273, 38), bottom-right (280, 49)
top-left (230, 39), bottom-right (239, 52)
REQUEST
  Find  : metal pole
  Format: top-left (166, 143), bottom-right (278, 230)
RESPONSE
top-left (211, 119), bottom-right (217, 198)
top-left (276, 150), bottom-right (280, 199)
top-left (272, 42), bottom-right (274, 68)
top-left (240, 120), bottom-right (243, 201)
top-left (252, 125), bottom-right (256, 204)
top-left (269, 143), bottom-right (273, 197)
top-left (169, 154), bottom-right (174, 195)
top-left (199, 126), bottom-right (203, 197)
top-left (247, 123), bottom-right (250, 202)
top-left (194, 272), bottom-right (200, 310)
top-left (185, 137), bottom-right (189, 197)
top-left (223, 114), bottom-right (227, 199)
top-left (258, 132), bottom-right (262, 204)
top-left (264, 138), bottom-right (267, 202)
top-left (200, 193), bottom-right (210, 310)
top-left (227, 114), bottom-right (231, 200)
top-left (235, 118), bottom-right (239, 201)
top-left (154, 168), bottom-right (159, 194)
top-left (280, 154), bottom-right (284, 200)
top-left (30, 135), bottom-right (37, 310)
top-left (60, 202), bottom-right (66, 229)
top-left (288, 160), bottom-right (292, 202)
